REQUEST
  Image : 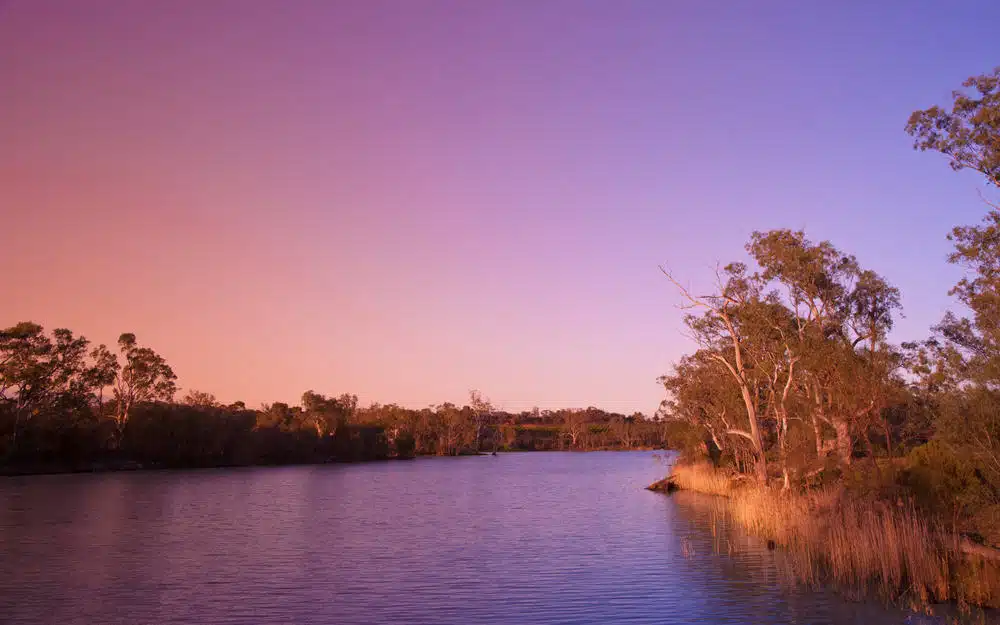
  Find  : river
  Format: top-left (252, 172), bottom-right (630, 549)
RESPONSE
top-left (0, 451), bottom-right (954, 624)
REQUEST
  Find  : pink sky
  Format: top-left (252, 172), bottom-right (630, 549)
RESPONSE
top-left (3, 1), bottom-right (997, 413)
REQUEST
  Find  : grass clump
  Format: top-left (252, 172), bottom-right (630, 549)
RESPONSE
top-left (661, 461), bottom-right (1000, 610)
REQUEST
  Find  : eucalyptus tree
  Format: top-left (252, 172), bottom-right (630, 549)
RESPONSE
top-left (434, 402), bottom-right (475, 456)
top-left (301, 391), bottom-right (355, 437)
top-left (907, 67), bottom-right (1000, 189)
top-left (659, 349), bottom-right (752, 466)
top-left (1, 323), bottom-right (98, 452)
top-left (560, 408), bottom-right (589, 449)
top-left (182, 390), bottom-right (218, 407)
top-left (906, 67), bottom-right (1000, 384)
top-left (469, 389), bottom-right (494, 451)
top-left (111, 333), bottom-right (177, 439)
top-left (746, 230), bottom-right (901, 465)
top-left (86, 343), bottom-right (119, 418)
top-left (907, 67), bottom-right (1000, 488)
top-left (662, 263), bottom-right (774, 481)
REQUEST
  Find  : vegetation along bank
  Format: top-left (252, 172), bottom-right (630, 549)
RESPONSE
top-left (652, 67), bottom-right (1000, 611)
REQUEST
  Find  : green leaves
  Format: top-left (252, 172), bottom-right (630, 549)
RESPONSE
top-left (906, 67), bottom-right (1000, 187)
top-left (909, 70), bottom-right (1000, 388)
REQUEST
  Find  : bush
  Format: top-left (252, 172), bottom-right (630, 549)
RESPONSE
top-left (902, 441), bottom-right (998, 542)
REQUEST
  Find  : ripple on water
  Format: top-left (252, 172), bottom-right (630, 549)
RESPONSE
top-left (0, 452), bottom-right (989, 624)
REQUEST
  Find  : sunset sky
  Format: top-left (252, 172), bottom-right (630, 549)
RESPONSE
top-left (2, 1), bottom-right (998, 413)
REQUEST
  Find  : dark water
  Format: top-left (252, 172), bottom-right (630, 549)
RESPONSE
top-left (0, 452), bottom-right (940, 624)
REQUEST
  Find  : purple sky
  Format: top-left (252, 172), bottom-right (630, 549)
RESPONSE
top-left (2, 1), bottom-right (999, 413)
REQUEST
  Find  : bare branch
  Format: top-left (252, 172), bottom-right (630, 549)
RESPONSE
top-left (660, 266), bottom-right (715, 311)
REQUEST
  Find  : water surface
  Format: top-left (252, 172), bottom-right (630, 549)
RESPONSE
top-left (0, 452), bottom-right (920, 624)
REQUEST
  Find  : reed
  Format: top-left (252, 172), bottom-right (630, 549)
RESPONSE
top-left (665, 461), bottom-right (739, 497)
top-left (664, 462), bottom-right (999, 608)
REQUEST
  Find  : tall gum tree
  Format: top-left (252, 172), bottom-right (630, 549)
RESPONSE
top-left (747, 230), bottom-right (901, 466)
top-left (111, 333), bottom-right (177, 441)
top-left (662, 263), bottom-right (770, 482)
top-left (907, 67), bottom-right (1000, 483)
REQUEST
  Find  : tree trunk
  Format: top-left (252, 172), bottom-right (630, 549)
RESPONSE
top-left (883, 418), bottom-right (893, 459)
top-left (833, 419), bottom-right (852, 465)
top-left (812, 413), bottom-right (824, 457)
top-left (737, 385), bottom-right (768, 483)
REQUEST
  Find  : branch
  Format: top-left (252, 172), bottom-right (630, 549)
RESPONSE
top-left (726, 429), bottom-right (756, 443)
top-left (977, 188), bottom-right (1000, 211)
top-left (708, 352), bottom-right (742, 384)
top-left (782, 357), bottom-right (798, 406)
top-left (660, 266), bottom-right (715, 311)
top-left (854, 398), bottom-right (876, 419)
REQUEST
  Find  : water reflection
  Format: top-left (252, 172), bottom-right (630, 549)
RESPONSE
top-left (0, 453), bottom-right (980, 624)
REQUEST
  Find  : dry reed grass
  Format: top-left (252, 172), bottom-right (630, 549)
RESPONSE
top-left (665, 462), bottom-right (980, 608)
top-left (665, 461), bottom-right (739, 497)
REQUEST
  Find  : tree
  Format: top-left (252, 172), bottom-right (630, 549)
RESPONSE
top-left (430, 402), bottom-right (475, 456)
top-left (469, 389), bottom-right (494, 451)
top-left (611, 414), bottom-right (639, 449)
top-left (906, 69), bottom-right (1000, 388)
top-left (258, 401), bottom-right (304, 431)
top-left (0, 323), bottom-right (98, 454)
top-left (182, 390), bottom-right (218, 407)
top-left (661, 230), bottom-right (902, 483)
top-left (906, 68), bottom-right (1000, 384)
top-left (301, 391), bottom-right (350, 437)
top-left (112, 333), bottom-right (177, 439)
top-left (747, 229), bottom-right (901, 466)
top-left (1, 322), bottom-right (56, 442)
top-left (905, 68), bottom-right (1000, 534)
top-left (660, 349), bottom-right (763, 474)
top-left (337, 393), bottom-right (359, 423)
top-left (906, 67), bottom-right (1000, 188)
top-left (662, 263), bottom-right (771, 482)
top-left (85, 344), bottom-right (119, 418)
top-left (560, 409), bottom-right (588, 449)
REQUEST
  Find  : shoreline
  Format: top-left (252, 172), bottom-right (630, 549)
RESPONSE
top-left (649, 461), bottom-right (1000, 612)
top-left (1, 447), bottom-right (666, 478)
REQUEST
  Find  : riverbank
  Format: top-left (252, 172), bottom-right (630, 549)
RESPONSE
top-left (0, 454), bottom-right (417, 477)
top-left (651, 462), bottom-right (1000, 611)
top-left (1, 447), bottom-right (667, 477)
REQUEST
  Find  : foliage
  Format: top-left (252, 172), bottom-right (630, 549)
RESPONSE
top-left (1, 321), bottom-right (669, 472)
top-left (657, 71), bottom-right (1000, 589)
top-left (660, 229), bottom-right (902, 487)
top-left (906, 66), bottom-right (1000, 187)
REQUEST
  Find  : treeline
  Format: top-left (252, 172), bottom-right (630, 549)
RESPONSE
top-left (0, 329), bottom-right (666, 473)
top-left (659, 68), bottom-right (1000, 548)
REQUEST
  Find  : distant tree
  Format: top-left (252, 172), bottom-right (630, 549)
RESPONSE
top-left (337, 393), bottom-right (359, 423)
top-left (301, 391), bottom-right (356, 437)
top-left (112, 333), bottom-right (177, 439)
top-left (1, 323), bottom-right (56, 434)
top-left (85, 344), bottom-right (119, 418)
top-left (434, 402), bottom-right (475, 455)
top-left (469, 389), bottom-right (494, 451)
top-left (301, 391), bottom-right (340, 437)
top-left (560, 409), bottom-right (588, 449)
top-left (612, 414), bottom-right (637, 449)
top-left (258, 402), bottom-right (300, 430)
top-left (182, 390), bottom-right (218, 407)
top-left (0, 323), bottom-right (97, 453)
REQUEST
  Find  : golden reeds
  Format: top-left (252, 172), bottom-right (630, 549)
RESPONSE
top-left (664, 462), bottom-right (976, 607)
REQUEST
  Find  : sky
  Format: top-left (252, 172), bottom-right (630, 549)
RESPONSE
top-left (2, 1), bottom-right (999, 414)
